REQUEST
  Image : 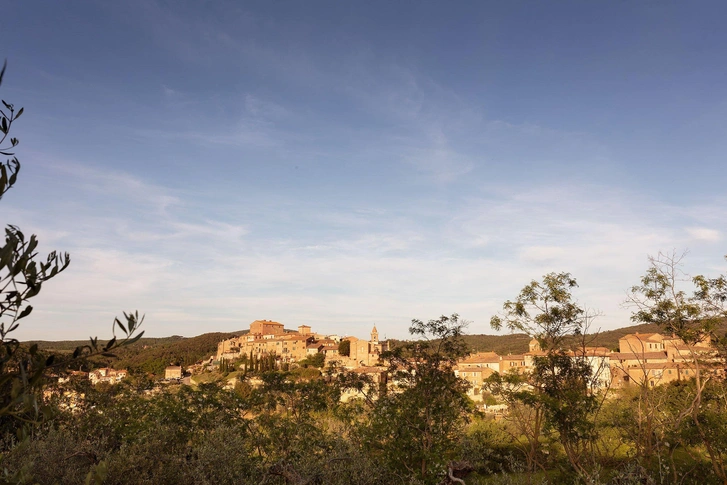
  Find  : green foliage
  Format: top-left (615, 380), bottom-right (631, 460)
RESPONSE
top-left (490, 272), bottom-right (584, 350)
top-left (627, 251), bottom-right (727, 344)
top-left (289, 365), bottom-right (322, 381)
top-left (298, 351), bottom-right (325, 368)
top-left (626, 252), bottom-right (727, 482)
top-left (458, 418), bottom-right (522, 476)
top-left (338, 338), bottom-right (351, 356)
top-left (627, 251), bottom-right (707, 344)
top-left (489, 273), bottom-right (600, 480)
top-left (97, 332), bottom-right (234, 376)
top-left (5, 361), bottom-right (727, 484)
top-left (369, 314), bottom-right (472, 484)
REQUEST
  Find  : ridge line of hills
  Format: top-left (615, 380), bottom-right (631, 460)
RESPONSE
top-left (24, 323), bottom-right (673, 376)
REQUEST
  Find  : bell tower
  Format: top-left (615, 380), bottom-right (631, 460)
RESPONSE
top-left (529, 338), bottom-right (541, 352)
top-left (370, 325), bottom-right (379, 344)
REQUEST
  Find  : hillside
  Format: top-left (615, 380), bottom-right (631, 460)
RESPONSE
top-left (28, 330), bottom-right (248, 376)
top-left (26, 336), bottom-right (187, 352)
top-left (464, 320), bottom-right (727, 354)
top-left (400, 323), bottom-right (678, 355)
top-left (461, 324), bottom-right (663, 354)
top-left (109, 331), bottom-right (242, 375)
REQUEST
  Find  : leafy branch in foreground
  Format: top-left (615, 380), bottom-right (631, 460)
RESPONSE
top-left (0, 61), bottom-right (144, 429)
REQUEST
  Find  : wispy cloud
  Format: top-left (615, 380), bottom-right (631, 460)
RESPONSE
top-left (11, 157), bottom-right (727, 341)
top-left (686, 227), bottom-right (721, 242)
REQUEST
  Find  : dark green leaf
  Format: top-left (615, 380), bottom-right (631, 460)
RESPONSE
top-left (17, 305), bottom-right (33, 320)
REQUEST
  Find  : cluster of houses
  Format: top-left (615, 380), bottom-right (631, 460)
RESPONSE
top-left (216, 322), bottom-right (722, 403)
top-left (214, 321), bottom-right (724, 404)
top-left (216, 320), bottom-right (387, 369)
top-left (455, 332), bottom-right (720, 402)
top-left (88, 367), bottom-right (128, 385)
top-left (52, 321), bottom-right (721, 411)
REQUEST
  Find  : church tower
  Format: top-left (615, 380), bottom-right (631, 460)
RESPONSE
top-left (370, 325), bottom-right (379, 344)
top-left (529, 338), bottom-right (541, 352)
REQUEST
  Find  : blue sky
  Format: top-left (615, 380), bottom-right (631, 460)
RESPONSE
top-left (2, 1), bottom-right (726, 340)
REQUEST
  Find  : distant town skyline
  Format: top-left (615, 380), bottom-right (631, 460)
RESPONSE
top-left (2, 1), bottom-right (726, 340)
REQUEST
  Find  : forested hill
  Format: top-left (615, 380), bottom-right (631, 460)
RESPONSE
top-left (27, 335), bottom-right (188, 352)
top-left (28, 331), bottom-right (248, 376)
top-left (28, 327), bottom-right (291, 376)
top-left (463, 321), bottom-right (727, 354)
top-left (461, 323), bottom-right (662, 354)
top-left (393, 323), bottom-right (667, 355)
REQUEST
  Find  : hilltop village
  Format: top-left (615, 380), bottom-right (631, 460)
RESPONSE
top-left (209, 320), bottom-right (720, 403)
top-left (215, 319), bottom-right (386, 369)
top-left (62, 321), bottom-right (721, 407)
top-left (455, 331), bottom-right (719, 402)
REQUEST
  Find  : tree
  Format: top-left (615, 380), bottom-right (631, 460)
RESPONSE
top-left (489, 272), bottom-right (600, 480)
top-left (484, 370), bottom-right (547, 475)
top-left (0, 63), bottom-right (144, 434)
top-left (298, 352), bottom-right (325, 369)
top-left (338, 339), bottom-right (350, 357)
top-left (366, 314), bottom-right (472, 484)
top-left (626, 251), bottom-right (727, 483)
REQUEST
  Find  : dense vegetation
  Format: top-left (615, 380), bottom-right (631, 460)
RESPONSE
top-left (5, 324), bottom-right (727, 485)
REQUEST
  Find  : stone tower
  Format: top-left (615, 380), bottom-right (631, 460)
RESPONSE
top-left (529, 338), bottom-right (541, 352)
top-left (370, 325), bottom-right (379, 344)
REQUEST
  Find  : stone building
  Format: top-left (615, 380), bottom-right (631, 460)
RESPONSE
top-left (342, 325), bottom-right (388, 368)
top-left (217, 321), bottom-right (389, 368)
top-left (165, 366), bottom-right (183, 380)
top-left (250, 320), bottom-right (285, 337)
top-left (611, 332), bottom-right (718, 388)
top-left (217, 321), bottom-right (327, 364)
top-left (88, 368), bottom-right (127, 385)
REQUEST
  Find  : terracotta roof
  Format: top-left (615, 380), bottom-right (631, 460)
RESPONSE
top-left (502, 354), bottom-right (525, 360)
top-left (569, 347), bottom-right (611, 357)
top-left (461, 352), bottom-right (501, 364)
top-left (622, 333), bottom-right (663, 342)
top-left (611, 351), bottom-right (668, 361)
top-left (252, 320), bottom-right (283, 326)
